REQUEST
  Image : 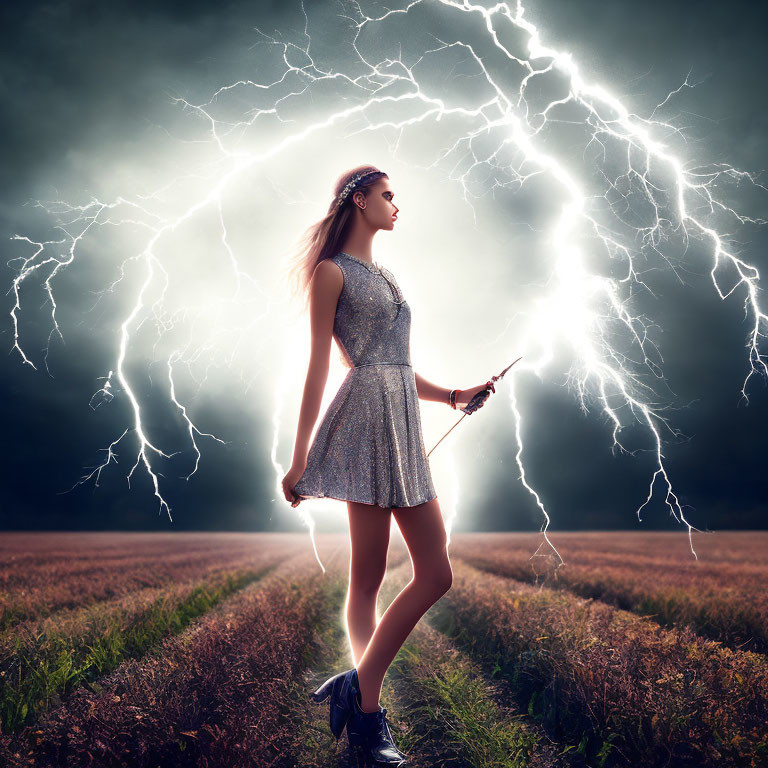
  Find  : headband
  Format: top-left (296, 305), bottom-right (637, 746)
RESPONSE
top-left (336, 170), bottom-right (384, 208)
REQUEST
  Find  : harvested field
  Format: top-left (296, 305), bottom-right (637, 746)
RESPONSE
top-left (0, 530), bottom-right (763, 767)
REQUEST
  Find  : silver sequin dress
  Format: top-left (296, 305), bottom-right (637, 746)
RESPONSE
top-left (293, 250), bottom-right (437, 508)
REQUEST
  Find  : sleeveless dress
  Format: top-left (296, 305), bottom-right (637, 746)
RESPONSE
top-left (293, 250), bottom-right (437, 508)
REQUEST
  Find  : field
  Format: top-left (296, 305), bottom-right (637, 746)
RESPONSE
top-left (0, 531), bottom-right (765, 767)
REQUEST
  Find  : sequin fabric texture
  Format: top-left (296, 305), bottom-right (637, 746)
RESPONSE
top-left (293, 251), bottom-right (437, 508)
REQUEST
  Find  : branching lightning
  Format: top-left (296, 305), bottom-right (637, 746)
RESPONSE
top-left (8, 0), bottom-right (767, 569)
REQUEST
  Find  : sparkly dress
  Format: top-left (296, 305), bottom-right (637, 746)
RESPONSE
top-left (293, 250), bottom-right (437, 508)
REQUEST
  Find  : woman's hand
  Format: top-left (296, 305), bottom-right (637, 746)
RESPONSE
top-left (455, 379), bottom-right (496, 411)
top-left (282, 461), bottom-right (307, 506)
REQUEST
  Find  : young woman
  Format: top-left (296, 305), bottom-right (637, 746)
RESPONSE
top-left (281, 165), bottom-right (494, 766)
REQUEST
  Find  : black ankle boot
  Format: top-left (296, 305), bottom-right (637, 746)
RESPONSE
top-left (346, 691), bottom-right (408, 766)
top-left (310, 667), bottom-right (360, 740)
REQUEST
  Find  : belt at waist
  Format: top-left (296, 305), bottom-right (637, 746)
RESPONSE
top-left (352, 362), bottom-right (412, 368)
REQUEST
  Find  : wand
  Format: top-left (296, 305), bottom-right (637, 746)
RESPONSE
top-left (426, 356), bottom-right (522, 458)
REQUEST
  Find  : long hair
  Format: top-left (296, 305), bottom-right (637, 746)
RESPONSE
top-left (285, 164), bottom-right (388, 314)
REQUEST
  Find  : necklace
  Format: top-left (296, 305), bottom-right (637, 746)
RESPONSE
top-left (338, 250), bottom-right (381, 274)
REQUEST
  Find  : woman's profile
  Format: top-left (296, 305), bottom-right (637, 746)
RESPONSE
top-left (281, 165), bottom-right (494, 765)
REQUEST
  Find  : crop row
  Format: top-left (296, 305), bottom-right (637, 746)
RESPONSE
top-left (449, 532), bottom-right (768, 654)
top-left (0, 546), bottom-right (347, 767)
top-left (0, 533), bottom-right (300, 629)
top-left (431, 558), bottom-right (768, 767)
top-left (0, 564), bottom-right (282, 734)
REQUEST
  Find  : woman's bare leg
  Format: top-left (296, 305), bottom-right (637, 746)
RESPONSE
top-left (346, 500), bottom-right (392, 666)
top-left (355, 496), bottom-right (452, 712)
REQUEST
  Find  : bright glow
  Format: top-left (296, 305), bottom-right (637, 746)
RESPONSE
top-left (8, 1), bottom-right (767, 571)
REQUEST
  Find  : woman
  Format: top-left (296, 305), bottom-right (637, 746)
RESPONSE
top-left (281, 165), bottom-right (494, 766)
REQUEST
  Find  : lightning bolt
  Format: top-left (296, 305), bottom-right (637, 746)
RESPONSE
top-left (8, 0), bottom-right (767, 570)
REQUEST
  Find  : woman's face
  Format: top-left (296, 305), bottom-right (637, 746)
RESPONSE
top-left (355, 179), bottom-right (399, 230)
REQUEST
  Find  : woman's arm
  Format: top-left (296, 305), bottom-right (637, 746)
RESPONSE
top-left (291, 259), bottom-right (343, 468)
top-left (414, 372), bottom-right (451, 405)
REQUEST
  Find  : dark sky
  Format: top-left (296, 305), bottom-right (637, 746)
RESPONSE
top-left (1, 0), bottom-right (767, 532)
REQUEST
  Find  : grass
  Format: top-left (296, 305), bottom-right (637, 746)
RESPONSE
top-left (384, 563), bottom-right (571, 768)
